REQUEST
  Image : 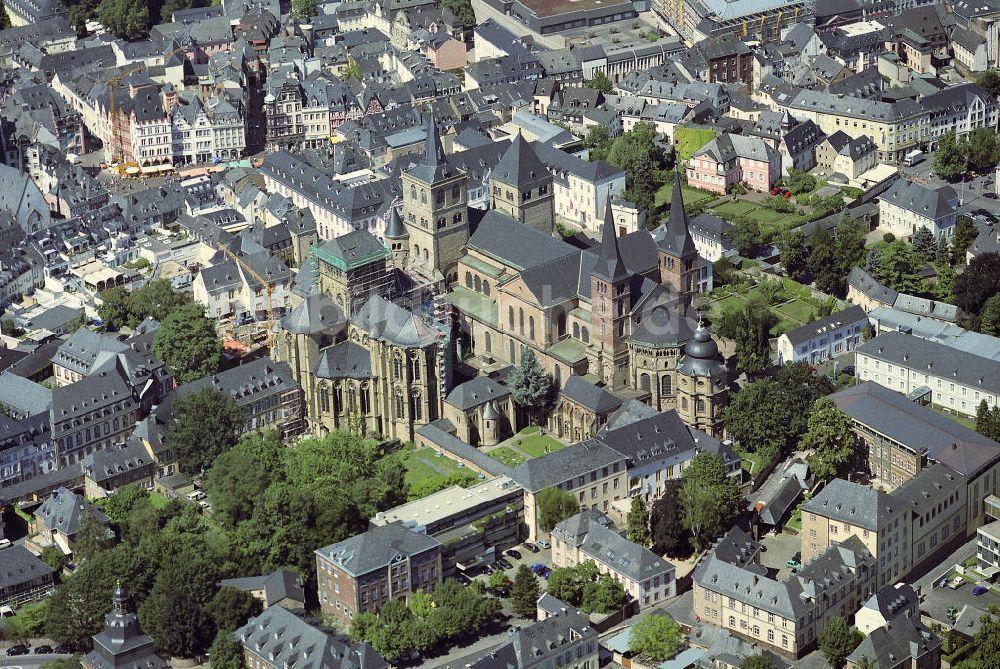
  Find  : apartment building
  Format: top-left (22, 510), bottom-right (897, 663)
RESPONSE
top-left (551, 510), bottom-right (676, 608)
top-left (855, 331), bottom-right (1000, 418)
top-left (315, 522), bottom-right (442, 625)
top-left (829, 382), bottom-right (1000, 491)
top-left (466, 609), bottom-right (598, 669)
top-left (687, 134), bottom-right (781, 195)
top-left (192, 251), bottom-right (292, 322)
top-left (775, 305), bottom-right (867, 365)
top-left (694, 532), bottom-right (876, 659)
top-left (878, 179), bottom-right (958, 240)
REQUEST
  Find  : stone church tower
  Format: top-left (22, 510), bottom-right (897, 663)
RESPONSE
top-left (587, 201), bottom-right (631, 390)
top-left (654, 171), bottom-right (699, 302)
top-left (489, 133), bottom-right (554, 235)
top-left (401, 114), bottom-right (469, 284)
top-left (676, 319), bottom-right (729, 437)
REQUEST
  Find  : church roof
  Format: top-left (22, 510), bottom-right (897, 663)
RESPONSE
top-left (492, 133), bottom-right (548, 187)
top-left (654, 172), bottom-right (697, 257)
top-left (591, 199), bottom-right (628, 282)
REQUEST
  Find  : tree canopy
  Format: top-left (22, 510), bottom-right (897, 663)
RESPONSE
top-left (508, 349), bottom-right (552, 423)
top-left (627, 496), bottom-right (651, 546)
top-left (547, 561), bottom-right (626, 614)
top-left (818, 616), bottom-right (863, 669)
top-left (606, 123), bottom-right (664, 216)
top-left (96, 0), bottom-right (150, 39)
top-left (167, 386), bottom-right (245, 476)
top-left (679, 453), bottom-right (744, 551)
top-left (955, 253), bottom-right (1000, 315)
top-left (537, 486), bottom-right (580, 533)
top-left (584, 71), bottom-right (614, 95)
top-left (715, 298), bottom-right (774, 376)
top-left (651, 480), bottom-right (689, 557)
top-left (153, 302), bottom-right (222, 383)
top-left (628, 614), bottom-right (683, 661)
top-left (802, 398), bottom-right (856, 481)
top-left (511, 564), bottom-right (540, 618)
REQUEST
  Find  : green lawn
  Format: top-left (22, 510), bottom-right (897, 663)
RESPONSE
top-left (512, 427), bottom-right (566, 458)
top-left (402, 446), bottom-right (471, 488)
top-left (149, 491), bottom-right (169, 509)
top-left (674, 126), bottom-right (718, 160)
top-left (773, 299), bottom-right (816, 324)
top-left (654, 182), bottom-right (718, 208)
top-left (930, 405), bottom-right (978, 431)
top-left (488, 447), bottom-right (526, 468)
top-left (711, 201), bottom-right (760, 218)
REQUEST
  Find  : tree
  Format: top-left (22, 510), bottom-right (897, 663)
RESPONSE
top-left (777, 229), bottom-right (810, 282)
top-left (951, 216), bottom-right (981, 266)
top-left (967, 613), bottom-right (1000, 669)
top-left (966, 127), bottom-right (1000, 172)
top-left (0, 2), bottom-right (11, 30)
top-left (73, 514), bottom-right (112, 563)
top-left (209, 630), bottom-right (246, 669)
top-left (547, 567), bottom-right (582, 605)
top-left (977, 69), bottom-right (1000, 97)
top-left (508, 349), bottom-right (552, 424)
top-left (723, 380), bottom-right (791, 458)
top-left (977, 399), bottom-right (1000, 442)
top-left (488, 569), bottom-right (509, 589)
top-left (730, 219), bottom-right (764, 258)
top-left (207, 587), bottom-right (261, 634)
top-left (129, 278), bottom-right (189, 324)
top-left (873, 241), bottom-right (922, 292)
top-left (717, 300), bottom-right (775, 376)
top-left (40, 659), bottom-right (83, 669)
top-left (835, 215), bottom-right (867, 274)
top-left (934, 131), bottom-right (967, 182)
top-left (581, 574), bottom-right (626, 614)
top-left (537, 486), bottom-right (580, 533)
top-left (803, 398), bottom-right (857, 481)
top-left (679, 453), bottom-right (744, 551)
top-left (166, 386), bottom-right (245, 475)
top-left (651, 480), bottom-right (689, 556)
top-left (584, 126), bottom-right (612, 162)
top-left (912, 227), bottom-right (935, 260)
top-left (40, 545), bottom-right (68, 572)
top-left (818, 616), bottom-right (863, 669)
top-left (628, 614), bottom-right (682, 661)
top-left (584, 71), bottom-right (614, 95)
top-left (955, 253), bottom-right (1000, 315)
top-left (138, 546), bottom-right (220, 658)
top-left (153, 302), bottom-right (221, 383)
top-left (810, 226), bottom-right (844, 296)
top-left (291, 0), bottom-right (315, 16)
top-left (627, 496), bottom-right (651, 546)
top-left (96, 0), bottom-right (149, 37)
top-left (204, 431), bottom-right (284, 528)
top-left (607, 123), bottom-right (663, 216)
top-left (741, 655), bottom-right (776, 669)
top-left (97, 287), bottom-right (132, 331)
top-left (785, 167), bottom-right (817, 195)
top-left (981, 294), bottom-right (1000, 336)
top-left (438, 0), bottom-right (474, 24)
top-left (936, 235), bottom-right (951, 265)
top-left (511, 564), bottom-right (540, 618)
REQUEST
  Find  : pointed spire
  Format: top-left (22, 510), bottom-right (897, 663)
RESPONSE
top-left (493, 133), bottom-right (547, 187)
top-left (658, 171), bottom-right (697, 258)
top-left (593, 198), bottom-right (628, 282)
top-left (423, 113), bottom-right (444, 167)
top-left (384, 206), bottom-right (407, 239)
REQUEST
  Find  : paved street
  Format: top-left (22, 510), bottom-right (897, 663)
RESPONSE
top-left (0, 654), bottom-right (72, 668)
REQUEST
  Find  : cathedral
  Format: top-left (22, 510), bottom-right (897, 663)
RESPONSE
top-left (275, 115), bottom-right (730, 443)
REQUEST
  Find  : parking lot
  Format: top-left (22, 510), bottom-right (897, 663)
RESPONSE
top-left (758, 531), bottom-right (802, 581)
top-left (467, 541), bottom-right (554, 591)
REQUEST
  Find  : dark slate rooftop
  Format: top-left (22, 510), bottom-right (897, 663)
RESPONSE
top-left (559, 376), bottom-right (621, 414)
top-left (315, 521), bottom-right (441, 577)
top-left (445, 375), bottom-right (509, 411)
top-left (780, 305), bottom-right (867, 346)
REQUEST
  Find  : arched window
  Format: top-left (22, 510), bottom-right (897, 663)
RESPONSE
top-left (465, 272), bottom-right (473, 288)
top-left (394, 391), bottom-right (405, 419)
top-left (420, 190), bottom-right (427, 204)
top-left (319, 385), bottom-right (330, 413)
top-left (474, 276), bottom-right (482, 292)
top-left (411, 357), bottom-right (421, 381)
top-left (414, 244), bottom-right (421, 259)
top-left (423, 248), bottom-right (429, 261)
top-left (554, 366), bottom-right (561, 384)
top-left (410, 185), bottom-right (417, 200)
top-left (508, 306), bottom-right (514, 330)
top-left (393, 355), bottom-right (404, 380)
top-left (529, 316), bottom-right (535, 340)
top-left (581, 327), bottom-right (590, 344)
top-left (558, 313), bottom-right (566, 337)
top-left (661, 375), bottom-right (672, 395)
top-left (509, 340), bottom-right (516, 362)
top-left (696, 399), bottom-right (705, 413)
top-left (483, 281), bottom-right (491, 296)
top-left (573, 322), bottom-right (580, 338)
top-left (519, 308), bottom-right (524, 335)
top-left (411, 391), bottom-right (423, 420)
top-left (640, 373), bottom-right (651, 392)
top-left (348, 385), bottom-right (357, 411)
top-left (485, 332), bottom-right (491, 353)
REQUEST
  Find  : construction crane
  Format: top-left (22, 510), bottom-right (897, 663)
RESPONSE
top-left (107, 47), bottom-right (188, 165)
top-left (775, 10), bottom-right (782, 40)
top-left (218, 244), bottom-right (276, 351)
top-left (742, 19), bottom-right (747, 36)
top-left (759, 15), bottom-right (766, 37)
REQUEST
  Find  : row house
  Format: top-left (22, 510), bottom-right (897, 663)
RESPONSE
top-left (687, 133), bottom-right (781, 194)
top-left (171, 92), bottom-right (247, 164)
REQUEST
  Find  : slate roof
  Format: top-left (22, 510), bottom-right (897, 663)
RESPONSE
top-left (446, 375), bottom-right (509, 410)
top-left (802, 478), bottom-right (896, 531)
top-left (655, 172), bottom-right (698, 259)
top-left (312, 231), bottom-right (390, 271)
top-left (315, 522), bottom-right (441, 577)
top-left (468, 610), bottom-right (595, 669)
top-left (560, 376), bottom-right (621, 414)
top-left (509, 440), bottom-right (625, 492)
top-left (862, 583), bottom-right (919, 620)
top-left (880, 179), bottom-right (957, 220)
top-left (315, 341), bottom-right (372, 379)
top-left (0, 545), bottom-right (53, 591)
top-left (492, 133), bottom-right (548, 187)
top-left (353, 296), bottom-right (440, 348)
top-left (856, 331), bottom-right (1000, 395)
top-left (34, 486), bottom-right (110, 538)
top-left (53, 329), bottom-right (129, 377)
top-left (0, 372), bottom-right (52, 416)
top-left (781, 305), bottom-right (867, 346)
top-left (847, 616), bottom-right (939, 669)
top-left (220, 569), bottom-right (305, 606)
top-left (82, 441), bottom-right (155, 485)
top-left (178, 357), bottom-right (298, 405)
top-left (552, 510), bottom-right (674, 582)
top-left (282, 294), bottom-right (347, 336)
top-left (467, 211), bottom-right (576, 271)
top-left (592, 200), bottom-right (628, 282)
top-left (848, 266), bottom-right (897, 305)
top-left (236, 606), bottom-right (387, 669)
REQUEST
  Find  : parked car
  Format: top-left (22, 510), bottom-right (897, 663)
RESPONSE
top-left (6, 645), bottom-right (29, 656)
top-left (34, 646), bottom-right (53, 654)
top-left (985, 192), bottom-right (998, 199)
top-left (536, 540), bottom-right (551, 549)
top-left (973, 585), bottom-right (990, 597)
top-left (541, 568), bottom-right (552, 579)
top-left (505, 549), bottom-right (522, 560)
top-left (949, 577), bottom-right (966, 589)
top-left (523, 543), bottom-right (539, 553)
top-left (495, 557), bottom-right (513, 570)
top-left (54, 644), bottom-right (74, 654)
top-left (530, 563), bottom-right (548, 574)
top-left (785, 559), bottom-right (801, 570)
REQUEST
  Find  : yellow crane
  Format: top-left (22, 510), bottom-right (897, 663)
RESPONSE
top-left (775, 10), bottom-right (782, 39)
top-left (759, 14), bottom-right (766, 37)
top-left (108, 47), bottom-right (188, 164)
top-left (218, 244), bottom-right (276, 351)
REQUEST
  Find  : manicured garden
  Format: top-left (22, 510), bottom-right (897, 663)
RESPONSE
top-left (710, 199), bottom-right (807, 236)
top-left (702, 276), bottom-right (829, 337)
top-left (402, 445), bottom-right (479, 496)
top-left (488, 447), bottom-right (527, 467)
top-left (674, 126), bottom-right (718, 161)
top-left (654, 182), bottom-right (719, 209)
top-left (510, 426), bottom-right (566, 458)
